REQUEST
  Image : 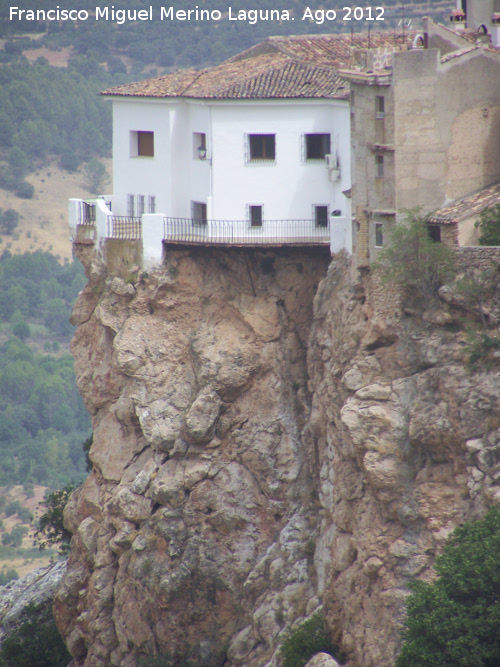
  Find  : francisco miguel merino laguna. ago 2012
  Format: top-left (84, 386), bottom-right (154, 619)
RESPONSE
top-left (9, 5), bottom-right (386, 25)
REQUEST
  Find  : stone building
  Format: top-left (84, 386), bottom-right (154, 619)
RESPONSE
top-left (341, 17), bottom-right (500, 267)
top-left (69, 32), bottom-right (417, 267)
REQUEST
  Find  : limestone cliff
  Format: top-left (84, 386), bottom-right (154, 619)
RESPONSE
top-left (56, 246), bottom-right (331, 667)
top-left (55, 244), bottom-right (500, 667)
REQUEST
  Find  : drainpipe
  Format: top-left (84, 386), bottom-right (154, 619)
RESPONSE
top-left (207, 103), bottom-right (214, 220)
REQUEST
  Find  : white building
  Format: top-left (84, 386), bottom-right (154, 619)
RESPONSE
top-left (70, 32), bottom-right (417, 267)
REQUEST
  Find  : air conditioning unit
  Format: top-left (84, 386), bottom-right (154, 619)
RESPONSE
top-left (325, 153), bottom-right (338, 169)
top-left (326, 153), bottom-right (341, 181)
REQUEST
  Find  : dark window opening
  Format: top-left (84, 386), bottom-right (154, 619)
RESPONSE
top-left (250, 205), bottom-right (263, 227)
top-left (249, 134), bottom-right (275, 160)
top-left (427, 224), bottom-right (441, 242)
top-left (375, 154), bottom-right (384, 178)
top-left (376, 96), bottom-right (385, 120)
top-left (375, 223), bottom-right (383, 247)
top-left (315, 205), bottom-right (328, 228)
top-left (127, 194), bottom-right (135, 217)
top-left (306, 133), bottom-right (331, 160)
top-left (137, 131), bottom-right (154, 157)
top-left (192, 202), bottom-right (207, 225)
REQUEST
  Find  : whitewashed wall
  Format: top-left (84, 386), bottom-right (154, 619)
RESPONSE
top-left (210, 99), bottom-right (350, 222)
top-left (106, 94), bottom-right (352, 253)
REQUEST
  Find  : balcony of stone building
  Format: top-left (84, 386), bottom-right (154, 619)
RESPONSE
top-left (162, 217), bottom-right (335, 248)
top-left (69, 197), bottom-right (351, 268)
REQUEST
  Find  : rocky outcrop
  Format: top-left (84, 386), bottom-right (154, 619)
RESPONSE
top-left (57, 243), bottom-right (500, 667)
top-left (55, 246), bottom-right (330, 666)
top-left (0, 561), bottom-right (66, 643)
top-left (306, 254), bottom-right (500, 666)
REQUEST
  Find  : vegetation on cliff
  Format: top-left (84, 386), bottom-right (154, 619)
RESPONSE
top-left (475, 205), bottom-right (500, 247)
top-left (0, 601), bottom-right (70, 667)
top-left (280, 611), bottom-right (339, 667)
top-left (396, 507), bottom-right (500, 667)
top-left (374, 208), bottom-right (456, 301)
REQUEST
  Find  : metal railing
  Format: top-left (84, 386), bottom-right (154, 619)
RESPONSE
top-left (163, 217), bottom-right (330, 246)
top-left (79, 201), bottom-right (96, 225)
top-left (108, 216), bottom-right (142, 240)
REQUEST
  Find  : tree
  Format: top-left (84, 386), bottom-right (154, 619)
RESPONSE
top-left (35, 485), bottom-right (75, 554)
top-left (82, 157), bottom-right (110, 194)
top-left (15, 181), bottom-right (34, 199)
top-left (0, 111), bottom-right (15, 147)
top-left (0, 602), bottom-right (71, 667)
top-left (375, 208), bottom-right (456, 302)
top-left (59, 151), bottom-right (80, 172)
top-left (7, 146), bottom-right (29, 184)
top-left (396, 506), bottom-right (500, 667)
top-left (11, 310), bottom-right (30, 341)
top-left (475, 204), bottom-right (500, 246)
top-left (280, 612), bottom-right (339, 667)
top-left (8, 525), bottom-right (28, 547)
top-left (0, 208), bottom-right (19, 234)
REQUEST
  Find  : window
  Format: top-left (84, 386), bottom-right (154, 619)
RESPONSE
top-left (249, 134), bottom-right (275, 161)
top-left (127, 194), bottom-right (135, 217)
top-left (192, 201), bottom-right (207, 225)
top-left (130, 131), bottom-right (154, 157)
top-left (306, 134), bottom-right (331, 160)
top-left (427, 224), bottom-right (441, 242)
top-left (315, 205), bottom-right (328, 228)
top-left (375, 223), bottom-right (384, 247)
top-left (375, 96), bottom-right (385, 120)
top-left (193, 132), bottom-right (207, 160)
top-left (137, 195), bottom-right (145, 217)
top-left (148, 195), bottom-right (156, 214)
top-left (249, 205), bottom-right (263, 227)
top-left (375, 154), bottom-right (384, 178)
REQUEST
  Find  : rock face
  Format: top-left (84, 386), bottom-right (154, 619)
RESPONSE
top-left (306, 255), bottom-right (500, 666)
top-left (55, 246), bottom-right (330, 666)
top-left (56, 245), bottom-right (500, 667)
top-left (0, 561), bottom-right (66, 643)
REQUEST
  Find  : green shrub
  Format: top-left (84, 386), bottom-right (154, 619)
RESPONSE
top-left (396, 506), bottom-right (500, 667)
top-left (0, 568), bottom-right (19, 585)
top-left (475, 204), bottom-right (500, 246)
top-left (374, 208), bottom-right (456, 302)
top-left (5, 500), bottom-right (22, 517)
top-left (280, 611), bottom-right (338, 667)
top-left (0, 603), bottom-right (70, 667)
top-left (35, 485), bottom-right (75, 554)
top-left (465, 331), bottom-right (500, 366)
top-left (15, 181), bottom-right (35, 199)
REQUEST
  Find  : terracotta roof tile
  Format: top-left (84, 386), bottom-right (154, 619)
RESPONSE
top-left (102, 31), bottom-right (412, 101)
top-left (231, 32), bottom-right (416, 68)
top-left (428, 182), bottom-right (500, 224)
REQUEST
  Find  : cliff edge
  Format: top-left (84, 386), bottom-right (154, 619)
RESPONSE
top-left (55, 244), bottom-right (500, 666)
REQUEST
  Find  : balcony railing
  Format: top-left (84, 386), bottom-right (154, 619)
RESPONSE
top-left (108, 216), bottom-right (142, 239)
top-left (163, 217), bottom-right (331, 246)
top-left (78, 201), bottom-right (96, 225)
